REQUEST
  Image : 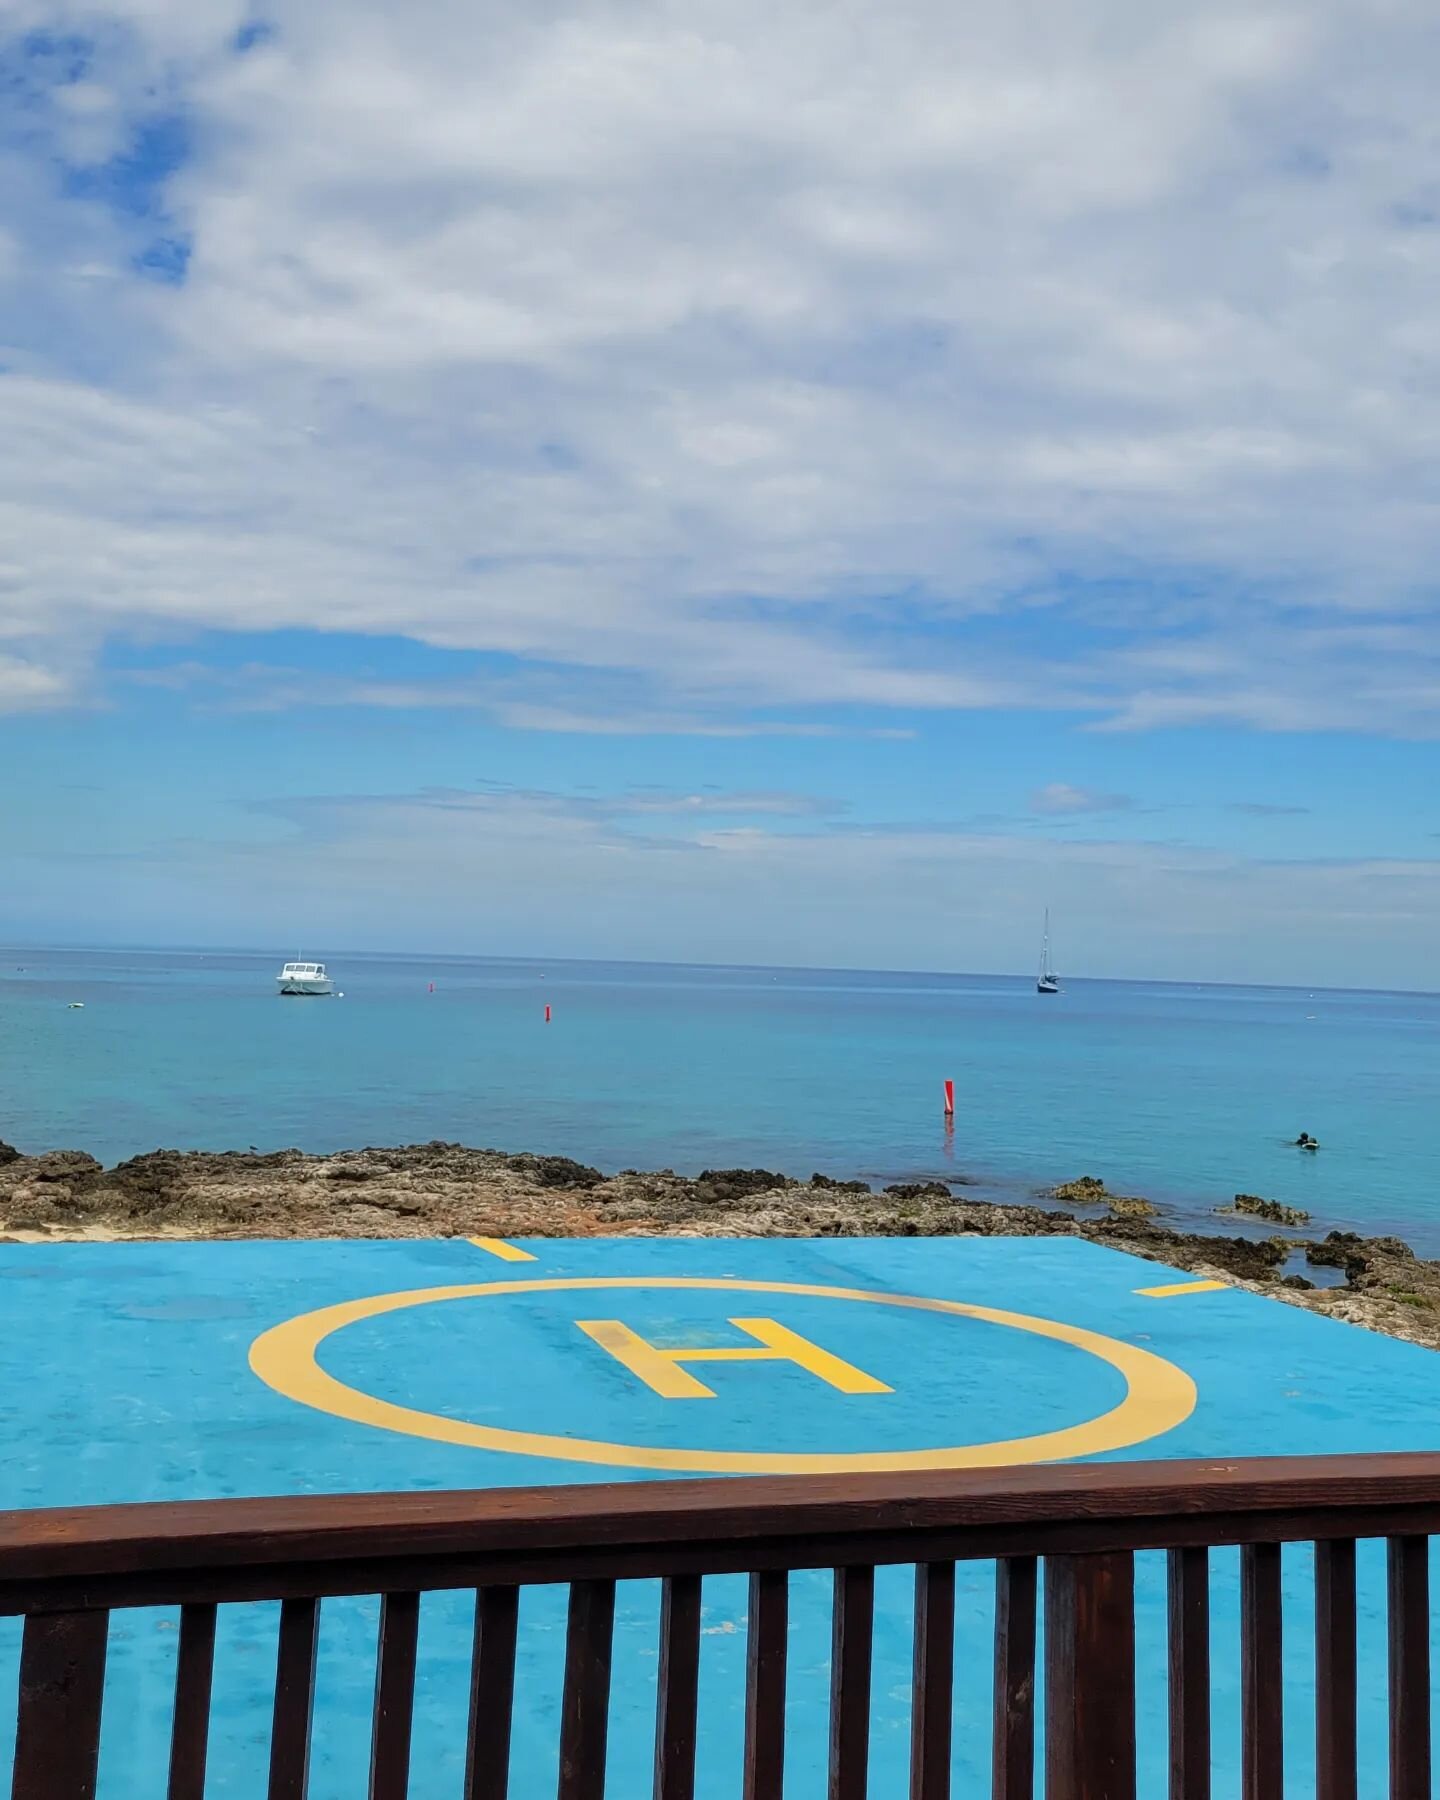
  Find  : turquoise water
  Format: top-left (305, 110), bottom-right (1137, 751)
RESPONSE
top-left (3, 944), bottom-right (1439, 1247)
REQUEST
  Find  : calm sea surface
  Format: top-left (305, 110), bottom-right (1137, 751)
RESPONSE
top-left (2, 945), bottom-right (1437, 1248)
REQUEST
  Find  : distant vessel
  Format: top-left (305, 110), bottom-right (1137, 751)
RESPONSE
top-left (277, 960), bottom-right (334, 997)
top-left (1037, 911), bottom-right (1060, 994)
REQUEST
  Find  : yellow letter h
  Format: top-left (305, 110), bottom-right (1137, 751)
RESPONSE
top-left (575, 1316), bottom-right (892, 1400)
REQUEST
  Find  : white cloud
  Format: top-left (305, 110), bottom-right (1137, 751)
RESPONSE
top-left (0, 653), bottom-right (73, 709)
top-left (1030, 783), bottom-right (1134, 816)
top-left (2, 0), bottom-right (1440, 727)
top-left (16, 781), bottom-right (1439, 986)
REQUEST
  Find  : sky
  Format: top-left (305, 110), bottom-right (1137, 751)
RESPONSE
top-left (2, 1), bottom-right (1439, 987)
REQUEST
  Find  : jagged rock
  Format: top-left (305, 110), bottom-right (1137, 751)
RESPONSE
top-left (1048, 1175), bottom-right (1156, 1217)
top-left (1306, 1232), bottom-right (1371, 1276)
top-left (3, 1187), bottom-right (57, 1227)
top-left (693, 1169), bottom-right (795, 1201)
top-left (810, 1174), bottom-right (873, 1193)
top-left (4, 1141), bottom-right (1440, 1353)
top-left (0, 1141), bottom-right (20, 1166)
top-left (1224, 1193), bottom-right (1311, 1227)
top-left (30, 1151), bottom-right (102, 1182)
top-left (1106, 1194), bottom-right (1159, 1219)
top-left (501, 1154), bottom-right (604, 1189)
top-left (1049, 1176), bottom-right (1109, 1203)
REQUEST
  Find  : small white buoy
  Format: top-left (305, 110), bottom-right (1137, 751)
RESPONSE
top-left (68, 1002), bottom-right (85, 1009)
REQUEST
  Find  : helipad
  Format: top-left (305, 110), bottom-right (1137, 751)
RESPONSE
top-left (2, 1235), bottom-right (1436, 1796)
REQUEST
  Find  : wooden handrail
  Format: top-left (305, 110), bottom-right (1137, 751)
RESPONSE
top-left (5, 1451), bottom-right (1440, 1612)
top-left (5, 1452), bottom-right (1440, 1799)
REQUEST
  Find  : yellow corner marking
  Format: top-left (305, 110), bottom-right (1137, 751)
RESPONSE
top-left (468, 1238), bottom-right (537, 1263)
top-left (249, 1275), bottom-right (1196, 1475)
top-left (1135, 1279), bottom-right (1227, 1298)
top-left (575, 1315), bottom-right (893, 1399)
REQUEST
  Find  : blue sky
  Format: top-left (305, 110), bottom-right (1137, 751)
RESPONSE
top-left (2, 2), bottom-right (1439, 985)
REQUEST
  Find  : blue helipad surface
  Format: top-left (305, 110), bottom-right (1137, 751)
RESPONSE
top-left (2, 1234), bottom-right (1438, 1797)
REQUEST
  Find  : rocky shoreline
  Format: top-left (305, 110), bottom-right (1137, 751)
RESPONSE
top-left (3, 1138), bottom-right (1438, 1349)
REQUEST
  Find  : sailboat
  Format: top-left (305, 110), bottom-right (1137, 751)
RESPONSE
top-left (1037, 910), bottom-right (1060, 994)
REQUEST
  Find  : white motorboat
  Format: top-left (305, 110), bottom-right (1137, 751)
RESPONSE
top-left (277, 960), bottom-right (334, 996)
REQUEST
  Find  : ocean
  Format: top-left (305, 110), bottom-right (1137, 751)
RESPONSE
top-left (3, 944), bottom-right (1438, 1250)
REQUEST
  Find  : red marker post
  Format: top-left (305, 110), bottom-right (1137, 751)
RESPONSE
top-left (544, 1004), bottom-right (551, 1023)
top-left (943, 1078), bottom-right (955, 1116)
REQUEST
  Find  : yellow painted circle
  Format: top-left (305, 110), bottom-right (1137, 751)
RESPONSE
top-left (249, 1276), bottom-right (1196, 1475)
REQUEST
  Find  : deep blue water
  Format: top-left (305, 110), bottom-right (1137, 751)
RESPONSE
top-left (2, 944), bottom-right (1438, 1248)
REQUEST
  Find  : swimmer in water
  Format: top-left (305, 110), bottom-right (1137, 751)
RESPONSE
top-left (1294, 1132), bottom-right (1319, 1150)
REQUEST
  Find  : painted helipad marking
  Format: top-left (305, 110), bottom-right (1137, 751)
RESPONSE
top-left (576, 1315), bottom-right (894, 1399)
top-left (468, 1237), bottom-right (537, 1262)
top-left (249, 1275), bottom-right (1197, 1475)
top-left (1135, 1279), bottom-right (1228, 1298)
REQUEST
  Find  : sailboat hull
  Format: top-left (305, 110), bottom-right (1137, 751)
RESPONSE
top-left (1036, 908), bottom-right (1060, 992)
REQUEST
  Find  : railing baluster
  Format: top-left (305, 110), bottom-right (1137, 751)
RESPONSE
top-left (653, 1573), bottom-right (702, 1800)
top-left (911, 1561), bottom-right (955, 1800)
top-left (743, 1568), bottom-right (788, 1800)
top-left (369, 1591), bottom-right (420, 1800)
top-left (829, 1565), bottom-right (874, 1800)
top-left (9, 1455), bottom-right (1440, 1800)
top-left (1044, 1552), bottom-right (1136, 1800)
top-left (168, 1601), bottom-right (218, 1800)
top-left (1387, 1536), bottom-right (1431, 1800)
top-left (10, 1611), bottom-right (109, 1800)
top-left (268, 1596), bottom-right (320, 1800)
top-left (1167, 1548), bottom-right (1210, 1800)
top-left (464, 1586), bottom-right (520, 1800)
top-left (1315, 1540), bottom-right (1356, 1800)
top-left (557, 1578), bottom-right (616, 1800)
top-left (992, 1555), bottom-right (1036, 1800)
top-left (1240, 1543), bottom-right (1282, 1800)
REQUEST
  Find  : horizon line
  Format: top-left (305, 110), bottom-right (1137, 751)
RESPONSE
top-left (1, 936), bottom-right (1435, 1002)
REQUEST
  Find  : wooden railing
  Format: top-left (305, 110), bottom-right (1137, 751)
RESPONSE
top-left (1, 1451), bottom-right (1437, 1798)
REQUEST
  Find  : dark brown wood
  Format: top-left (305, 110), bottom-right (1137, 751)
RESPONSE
top-left (1167, 1548), bottom-right (1209, 1800)
top-left (1388, 1535), bottom-right (1431, 1800)
top-left (829, 1565), bottom-right (874, 1800)
top-left (743, 1568), bottom-right (788, 1800)
top-left (4, 1454), bottom-right (1440, 1800)
top-left (167, 1601), bottom-right (218, 1800)
top-left (268, 1596), bottom-right (320, 1800)
top-left (17, 1461), bottom-right (1440, 1615)
top-left (15, 1512), bottom-right (1436, 1618)
top-left (369, 1591), bottom-right (420, 1800)
top-left (1314, 1539), bottom-right (1356, 1800)
top-left (654, 1573), bottom-right (702, 1800)
top-left (557, 1578), bottom-right (616, 1800)
top-left (464, 1585), bottom-right (520, 1800)
top-left (10, 1610), bottom-right (109, 1800)
top-left (1240, 1542), bottom-right (1282, 1800)
top-left (910, 1561), bottom-right (954, 1800)
top-left (991, 1555), bottom-right (1036, 1800)
top-left (13, 1453), bottom-right (1440, 1605)
top-left (1045, 1553), bottom-right (1136, 1800)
